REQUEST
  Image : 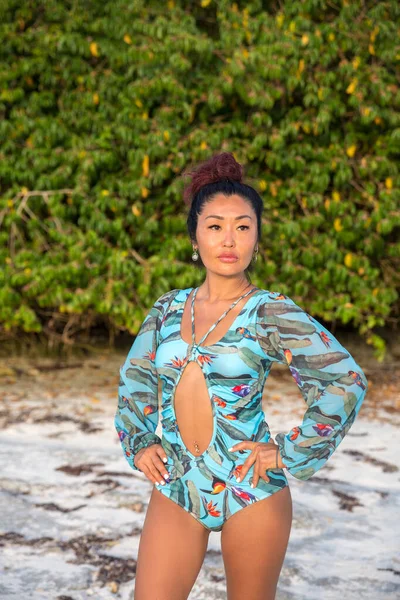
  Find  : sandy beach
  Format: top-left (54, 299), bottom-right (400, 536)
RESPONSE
top-left (0, 342), bottom-right (399, 599)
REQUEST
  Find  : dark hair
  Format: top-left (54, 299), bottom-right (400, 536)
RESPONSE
top-left (181, 152), bottom-right (264, 280)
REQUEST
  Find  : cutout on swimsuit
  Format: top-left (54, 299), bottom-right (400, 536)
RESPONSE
top-left (173, 285), bottom-right (260, 459)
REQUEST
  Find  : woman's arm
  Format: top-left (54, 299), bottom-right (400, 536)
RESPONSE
top-left (114, 292), bottom-right (170, 471)
top-left (257, 292), bottom-right (368, 481)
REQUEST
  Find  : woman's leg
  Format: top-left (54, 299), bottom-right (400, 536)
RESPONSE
top-left (134, 486), bottom-right (211, 600)
top-left (221, 485), bottom-right (293, 600)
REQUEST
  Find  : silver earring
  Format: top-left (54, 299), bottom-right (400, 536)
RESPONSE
top-left (192, 247), bottom-right (199, 261)
top-left (253, 247), bottom-right (258, 262)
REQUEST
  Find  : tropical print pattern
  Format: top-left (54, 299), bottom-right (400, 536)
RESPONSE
top-left (115, 287), bottom-right (368, 532)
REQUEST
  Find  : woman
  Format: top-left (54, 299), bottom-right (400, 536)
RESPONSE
top-left (115, 152), bottom-right (368, 600)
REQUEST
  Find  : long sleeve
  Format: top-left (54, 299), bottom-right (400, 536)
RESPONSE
top-left (257, 292), bottom-right (369, 481)
top-left (114, 292), bottom-right (167, 471)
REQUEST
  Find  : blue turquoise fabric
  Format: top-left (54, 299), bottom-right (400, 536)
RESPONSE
top-left (115, 287), bottom-right (368, 531)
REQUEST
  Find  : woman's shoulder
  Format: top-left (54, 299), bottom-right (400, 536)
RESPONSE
top-left (255, 289), bottom-right (304, 318)
top-left (153, 288), bottom-right (182, 311)
top-left (256, 288), bottom-right (289, 303)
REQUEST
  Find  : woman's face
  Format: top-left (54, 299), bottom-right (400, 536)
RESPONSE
top-left (194, 194), bottom-right (258, 276)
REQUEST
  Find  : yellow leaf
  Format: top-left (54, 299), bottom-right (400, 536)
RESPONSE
top-left (141, 187), bottom-right (149, 198)
top-left (101, 190), bottom-right (110, 196)
top-left (298, 59), bottom-right (305, 73)
top-left (201, 0), bottom-right (211, 6)
top-left (372, 288), bottom-right (379, 296)
top-left (317, 88), bottom-right (324, 101)
top-left (163, 130), bottom-right (170, 142)
top-left (132, 204), bottom-right (141, 217)
top-left (242, 48), bottom-right (249, 59)
top-left (324, 199), bottom-right (330, 210)
top-left (332, 191), bottom-right (341, 203)
top-left (270, 183), bottom-right (278, 197)
top-left (7, 199), bottom-right (13, 207)
top-left (346, 145), bottom-right (356, 158)
top-left (167, 0), bottom-right (175, 8)
top-left (385, 177), bottom-right (392, 189)
top-left (135, 99), bottom-right (143, 108)
top-left (21, 186), bottom-right (29, 194)
top-left (301, 196), bottom-right (307, 208)
top-left (358, 267), bottom-right (365, 275)
top-left (5, 257), bottom-right (12, 264)
top-left (333, 218), bottom-right (342, 232)
top-left (259, 180), bottom-right (267, 191)
top-left (346, 79), bottom-right (357, 94)
top-left (370, 26), bottom-right (379, 42)
top-left (369, 44), bottom-right (375, 55)
top-left (289, 21), bottom-right (296, 33)
top-left (142, 154), bottom-right (150, 177)
top-left (301, 34), bottom-right (309, 46)
top-left (374, 116), bottom-right (382, 125)
top-left (90, 42), bottom-right (99, 57)
top-left (361, 107), bottom-right (371, 116)
top-left (93, 92), bottom-right (99, 105)
top-left (344, 253), bottom-right (352, 268)
top-left (280, 233), bottom-right (285, 239)
top-left (352, 56), bottom-right (361, 69)
top-left (24, 267), bottom-right (32, 275)
top-left (123, 34), bottom-right (132, 45)
top-left (328, 32), bottom-right (335, 42)
top-left (200, 141), bottom-right (208, 150)
top-left (276, 14), bottom-right (284, 28)
top-left (142, 111), bottom-right (148, 120)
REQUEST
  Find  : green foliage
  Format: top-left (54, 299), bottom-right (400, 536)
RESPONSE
top-left (0, 0), bottom-right (399, 360)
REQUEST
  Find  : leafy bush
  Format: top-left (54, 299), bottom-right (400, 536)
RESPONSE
top-left (0, 0), bottom-right (399, 360)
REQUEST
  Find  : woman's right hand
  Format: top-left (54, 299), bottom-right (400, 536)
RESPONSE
top-left (134, 443), bottom-right (171, 486)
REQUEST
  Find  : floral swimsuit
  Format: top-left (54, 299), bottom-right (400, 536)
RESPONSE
top-left (115, 287), bottom-right (368, 532)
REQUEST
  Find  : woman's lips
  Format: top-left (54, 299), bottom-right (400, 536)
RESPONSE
top-left (218, 255), bottom-right (238, 263)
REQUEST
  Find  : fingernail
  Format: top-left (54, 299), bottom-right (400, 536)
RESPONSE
top-left (228, 447), bottom-right (233, 451)
top-left (236, 477), bottom-right (240, 482)
top-left (163, 473), bottom-right (169, 479)
top-left (159, 480), bottom-right (165, 485)
top-left (250, 483), bottom-right (254, 488)
top-left (163, 457), bottom-right (167, 463)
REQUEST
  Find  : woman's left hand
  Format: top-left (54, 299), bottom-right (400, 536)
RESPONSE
top-left (229, 441), bottom-right (286, 487)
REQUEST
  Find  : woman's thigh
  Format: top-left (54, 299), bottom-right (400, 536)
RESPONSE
top-left (134, 486), bottom-right (210, 600)
top-left (221, 485), bottom-right (293, 600)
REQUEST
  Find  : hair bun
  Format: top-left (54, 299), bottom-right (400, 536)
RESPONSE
top-left (182, 152), bottom-right (244, 206)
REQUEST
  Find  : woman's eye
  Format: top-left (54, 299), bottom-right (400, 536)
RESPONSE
top-left (208, 225), bottom-right (249, 231)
